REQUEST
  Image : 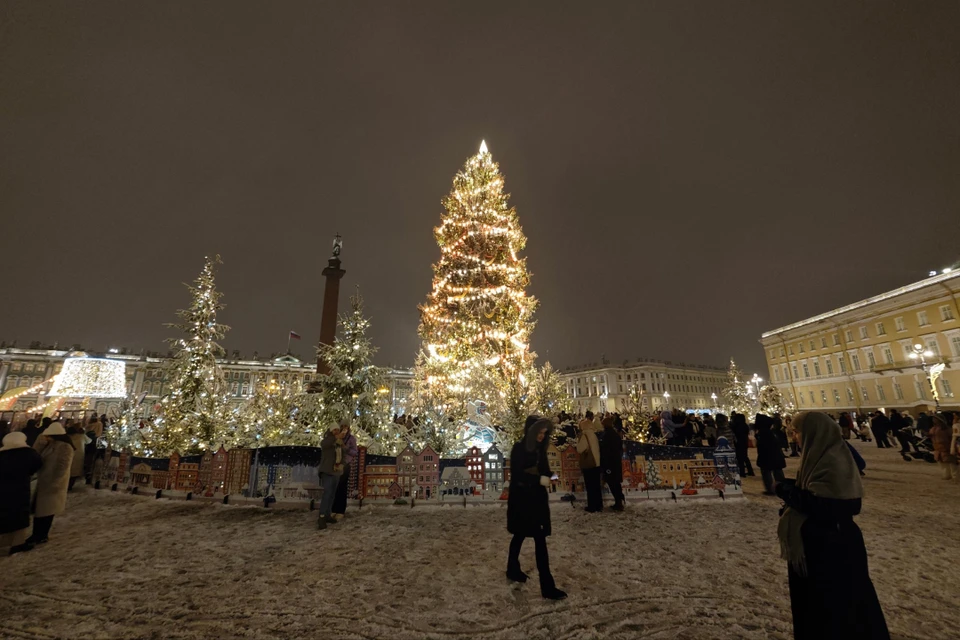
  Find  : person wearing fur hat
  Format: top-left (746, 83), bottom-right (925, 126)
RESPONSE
top-left (755, 414), bottom-right (787, 495)
top-left (0, 432), bottom-right (43, 554)
top-left (577, 411), bottom-right (603, 512)
top-left (506, 415), bottom-right (567, 600)
top-left (777, 412), bottom-right (888, 639)
top-left (28, 422), bottom-right (75, 544)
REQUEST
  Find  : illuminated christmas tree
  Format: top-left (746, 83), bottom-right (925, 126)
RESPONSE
top-left (315, 292), bottom-right (391, 449)
top-left (234, 377), bottom-right (305, 448)
top-left (530, 362), bottom-right (571, 417)
top-left (720, 358), bottom-right (754, 416)
top-left (416, 141), bottom-right (538, 447)
top-left (139, 256), bottom-right (231, 456)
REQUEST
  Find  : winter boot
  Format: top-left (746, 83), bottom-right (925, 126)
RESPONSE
top-left (542, 587), bottom-right (568, 600)
top-left (505, 570), bottom-right (529, 583)
top-left (317, 518), bottom-right (327, 530)
top-left (324, 515), bottom-right (338, 524)
top-left (612, 501), bottom-right (624, 512)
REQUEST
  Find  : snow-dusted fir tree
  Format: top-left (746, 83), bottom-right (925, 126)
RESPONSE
top-left (720, 358), bottom-right (754, 416)
top-left (416, 141), bottom-right (538, 448)
top-left (234, 377), bottom-right (305, 448)
top-left (620, 384), bottom-right (650, 441)
top-left (315, 292), bottom-right (389, 446)
top-left (140, 256), bottom-right (231, 456)
top-left (105, 394), bottom-right (146, 452)
top-left (530, 362), bottom-right (571, 417)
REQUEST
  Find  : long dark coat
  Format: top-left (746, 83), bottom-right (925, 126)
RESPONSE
top-left (785, 492), bottom-right (889, 640)
top-left (507, 435), bottom-right (552, 538)
top-left (599, 427), bottom-right (623, 483)
top-left (0, 447), bottom-right (43, 534)
top-left (756, 426), bottom-right (787, 470)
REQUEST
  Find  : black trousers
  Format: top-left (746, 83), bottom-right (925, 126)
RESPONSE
top-left (760, 468), bottom-right (785, 494)
top-left (30, 515), bottom-right (54, 541)
top-left (332, 463), bottom-right (351, 515)
top-left (605, 473), bottom-right (625, 506)
top-left (507, 534), bottom-right (555, 592)
top-left (583, 467), bottom-right (603, 511)
top-left (736, 448), bottom-right (754, 476)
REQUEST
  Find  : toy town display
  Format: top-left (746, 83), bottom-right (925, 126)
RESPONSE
top-left (97, 436), bottom-right (740, 504)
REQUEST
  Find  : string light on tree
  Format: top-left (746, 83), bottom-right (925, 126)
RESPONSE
top-left (48, 356), bottom-right (127, 398)
top-left (414, 140), bottom-right (539, 449)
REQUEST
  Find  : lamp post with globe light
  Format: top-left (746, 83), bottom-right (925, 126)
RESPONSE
top-left (711, 392), bottom-right (718, 413)
top-left (908, 343), bottom-right (938, 410)
top-left (663, 391), bottom-right (670, 410)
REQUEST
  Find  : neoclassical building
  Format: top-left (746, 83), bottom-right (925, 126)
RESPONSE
top-left (0, 346), bottom-right (413, 420)
top-left (760, 270), bottom-right (960, 414)
top-left (558, 359), bottom-right (727, 414)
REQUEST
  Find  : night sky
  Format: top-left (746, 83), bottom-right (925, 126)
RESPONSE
top-left (1, 2), bottom-right (957, 375)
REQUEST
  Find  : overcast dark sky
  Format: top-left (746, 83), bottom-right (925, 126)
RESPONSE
top-left (1, 2), bottom-right (957, 375)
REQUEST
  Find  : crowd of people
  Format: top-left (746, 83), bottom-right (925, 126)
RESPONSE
top-left (0, 414), bottom-right (107, 555)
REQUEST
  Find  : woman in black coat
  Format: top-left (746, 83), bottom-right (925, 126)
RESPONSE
top-left (778, 412), bottom-right (889, 640)
top-left (599, 416), bottom-right (625, 511)
top-left (731, 413), bottom-right (755, 477)
top-left (506, 416), bottom-right (567, 600)
top-left (755, 413), bottom-right (787, 495)
top-left (0, 432), bottom-right (44, 554)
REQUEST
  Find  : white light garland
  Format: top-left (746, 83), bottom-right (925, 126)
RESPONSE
top-left (48, 357), bottom-right (127, 398)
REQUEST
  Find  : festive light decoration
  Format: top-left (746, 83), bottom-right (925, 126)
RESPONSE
top-left (1, 377), bottom-right (56, 408)
top-left (720, 359), bottom-right (754, 416)
top-left (314, 292), bottom-right (399, 453)
top-left (414, 141), bottom-right (539, 449)
top-left (48, 357), bottom-right (127, 398)
top-left (135, 256), bottom-right (232, 456)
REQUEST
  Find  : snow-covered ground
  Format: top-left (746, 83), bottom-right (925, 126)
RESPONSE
top-left (1, 441), bottom-right (957, 640)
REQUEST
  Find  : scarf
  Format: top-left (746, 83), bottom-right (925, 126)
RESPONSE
top-left (778, 411), bottom-right (863, 575)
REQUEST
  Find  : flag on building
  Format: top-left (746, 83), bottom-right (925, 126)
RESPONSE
top-left (289, 331), bottom-right (301, 340)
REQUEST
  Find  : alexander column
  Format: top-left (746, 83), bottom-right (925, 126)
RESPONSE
top-left (316, 234), bottom-right (346, 375)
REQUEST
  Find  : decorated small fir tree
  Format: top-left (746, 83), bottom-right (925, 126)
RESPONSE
top-left (315, 291), bottom-right (390, 447)
top-left (758, 384), bottom-right (788, 416)
top-left (139, 256), bottom-right (231, 456)
top-left (720, 358), bottom-right (754, 416)
top-left (530, 362), bottom-right (571, 417)
top-left (415, 141), bottom-right (538, 449)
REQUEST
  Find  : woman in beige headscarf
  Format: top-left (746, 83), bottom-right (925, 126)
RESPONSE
top-left (776, 412), bottom-right (888, 640)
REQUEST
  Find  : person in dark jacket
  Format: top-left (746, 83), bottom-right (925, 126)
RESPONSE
top-left (600, 416), bottom-right (625, 511)
top-left (755, 414), bottom-right (787, 495)
top-left (21, 418), bottom-right (44, 448)
top-left (506, 416), bottom-right (567, 600)
top-left (731, 413), bottom-right (755, 477)
top-left (332, 420), bottom-right (358, 518)
top-left (0, 432), bottom-right (44, 554)
top-left (777, 412), bottom-right (889, 640)
top-left (888, 410), bottom-right (910, 454)
top-left (870, 410), bottom-right (891, 448)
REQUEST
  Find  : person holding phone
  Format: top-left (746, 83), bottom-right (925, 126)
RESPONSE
top-left (506, 415), bottom-right (567, 600)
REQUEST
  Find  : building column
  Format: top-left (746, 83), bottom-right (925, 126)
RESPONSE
top-left (316, 253), bottom-right (346, 375)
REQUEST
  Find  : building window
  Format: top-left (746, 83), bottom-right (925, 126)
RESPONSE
top-left (951, 335), bottom-right (960, 357)
top-left (792, 365), bottom-right (799, 379)
top-left (925, 337), bottom-right (941, 356)
top-left (809, 340), bottom-right (816, 351)
top-left (813, 360), bottom-right (821, 376)
top-left (876, 384), bottom-right (886, 402)
top-left (861, 386), bottom-right (869, 401)
top-left (838, 356), bottom-right (847, 374)
top-left (882, 346), bottom-right (894, 364)
top-left (825, 359), bottom-right (834, 375)
top-left (801, 363), bottom-right (809, 378)
top-left (895, 316), bottom-right (906, 332)
top-left (866, 351), bottom-right (876, 368)
top-left (915, 378), bottom-right (926, 400)
top-left (798, 343), bottom-right (805, 353)
top-left (859, 326), bottom-right (869, 340)
top-left (917, 311), bottom-right (929, 327)
top-left (820, 337), bottom-right (827, 349)
top-left (941, 305), bottom-right (955, 322)
top-left (845, 330), bottom-right (853, 343)
top-left (875, 322), bottom-right (886, 336)
top-left (779, 347), bottom-right (785, 357)
top-left (798, 393), bottom-right (805, 406)
top-left (773, 368), bottom-right (780, 382)
top-left (832, 334), bottom-right (840, 346)
top-left (893, 380), bottom-right (904, 400)
top-left (808, 391), bottom-right (816, 405)
top-left (942, 378), bottom-right (954, 398)
top-left (833, 389), bottom-right (841, 404)
top-left (847, 388), bottom-right (855, 403)
top-left (820, 390), bottom-right (828, 404)
top-left (789, 346), bottom-right (794, 356)
top-left (851, 354), bottom-right (861, 371)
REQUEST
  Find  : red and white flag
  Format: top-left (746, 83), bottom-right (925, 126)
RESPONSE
top-left (289, 331), bottom-right (301, 340)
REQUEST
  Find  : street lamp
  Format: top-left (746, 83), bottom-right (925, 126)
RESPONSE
top-left (663, 391), bottom-right (670, 408)
top-left (711, 392), bottom-right (718, 412)
top-left (908, 343), bottom-right (938, 410)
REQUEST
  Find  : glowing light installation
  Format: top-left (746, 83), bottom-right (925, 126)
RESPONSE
top-left (414, 141), bottom-right (538, 447)
top-left (49, 357), bottom-right (127, 398)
